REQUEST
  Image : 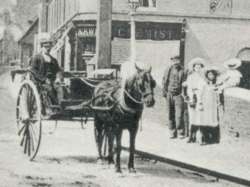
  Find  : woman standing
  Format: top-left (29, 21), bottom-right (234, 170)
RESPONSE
top-left (183, 58), bottom-right (207, 144)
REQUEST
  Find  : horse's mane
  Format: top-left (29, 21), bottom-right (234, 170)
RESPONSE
top-left (93, 61), bottom-right (150, 110)
top-left (120, 61), bottom-right (136, 88)
top-left (120, 61), bottom-right (151, 89)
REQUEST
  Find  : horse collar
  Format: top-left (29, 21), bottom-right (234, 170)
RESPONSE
top-left (119, 90), bottom-right (137, 114)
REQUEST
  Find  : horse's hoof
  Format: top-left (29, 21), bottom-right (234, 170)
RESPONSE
top-left (116, 168), bottom-right (122, 173)
top-left (108, 157), bottom-right (115, 165)
top-left (108, 160), bottom-right (115, 165)
top-left (96, 158), bottom-right (104, 165)
top-left (129, 168), bottom-right (136, 173)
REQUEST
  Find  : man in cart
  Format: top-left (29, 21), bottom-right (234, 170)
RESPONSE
top-left (29, 33), bottom-right (67, 115)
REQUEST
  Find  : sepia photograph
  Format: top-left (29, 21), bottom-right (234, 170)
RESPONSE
top-left (0, 0), bottom-right (249, 186)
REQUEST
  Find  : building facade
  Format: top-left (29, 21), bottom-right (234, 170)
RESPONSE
top-left (36, 0), bottom-right (250, 86)
top-left (18, 18), bottom-right (38, 68)
top-left (0, 9), bottom-right (22, 66)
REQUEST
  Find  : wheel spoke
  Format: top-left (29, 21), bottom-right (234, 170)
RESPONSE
top-left (29, 93), bottom-right (37, 117)
top-left (24, 132), bottom-right (28, 154)
top-left (20, 131), bottom-right (26, 147)
top-left (29, 123), bottom-right (38, 144)
top-left (27, 130), bottom-right (31, 156)
top-left (29, 126), bottom-right (35, 152)
top-left (18, 123), bottom-right (27, 136)
top-left (26, 85), bottom-right (32, 116)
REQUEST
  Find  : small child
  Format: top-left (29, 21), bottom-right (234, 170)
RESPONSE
top-left (201, 68), bottom-right (221, 144)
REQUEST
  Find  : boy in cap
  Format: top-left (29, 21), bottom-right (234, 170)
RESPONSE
top-left (162, 55), bottom-right (185, 138)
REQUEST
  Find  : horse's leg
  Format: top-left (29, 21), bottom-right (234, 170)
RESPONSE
top-left (115, 128), bottom-right (122, 173)
top-left (107, 126), bottom-right (114, 164)
top-left (94, 119), bottom-right (104, 161)
top-left (128, 126), bottom-right (138, 173)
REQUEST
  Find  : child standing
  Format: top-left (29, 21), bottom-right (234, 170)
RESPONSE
top-left (201, 68), bottom-right (221, 144)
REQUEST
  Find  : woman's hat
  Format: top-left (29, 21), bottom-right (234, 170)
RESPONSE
top-left (223, 58), bottom-right (242, 69)
top-left (188, 57), bottom-right (206, 70)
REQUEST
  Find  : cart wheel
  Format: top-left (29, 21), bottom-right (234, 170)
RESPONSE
top-left (16, 81), bottom-right (42, 161)
top-left (94, 126), bottom-right (109, 159)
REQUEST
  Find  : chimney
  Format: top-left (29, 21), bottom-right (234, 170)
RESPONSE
top-left (38, 0), bottom-right (49, 33)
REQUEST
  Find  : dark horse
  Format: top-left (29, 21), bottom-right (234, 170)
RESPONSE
top-left (92, 63), bottom-right (156, 173)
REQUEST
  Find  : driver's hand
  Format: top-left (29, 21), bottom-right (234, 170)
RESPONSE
top-left (45, 78), bottom-right (52, 85)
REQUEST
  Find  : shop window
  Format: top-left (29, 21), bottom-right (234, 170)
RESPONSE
top-left (237, 48), bottom-right (250, 89)
top-left (140, 0), bottom-right (156, 8)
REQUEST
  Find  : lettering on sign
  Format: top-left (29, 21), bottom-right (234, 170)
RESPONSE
top-left (112, 21), bottom-right (181, 40)
top-left (77, 27), bottom-right (96, 38)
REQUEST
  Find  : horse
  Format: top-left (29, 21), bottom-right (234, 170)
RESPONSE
top-left (92, 62), bottom-right (156, 173)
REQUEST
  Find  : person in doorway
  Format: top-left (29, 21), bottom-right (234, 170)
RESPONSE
top-left (182, 57), bottom-right (207, 144)
top-left (162, 55), bottom-right (185, 139)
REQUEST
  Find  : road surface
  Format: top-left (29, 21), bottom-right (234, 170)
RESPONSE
top-left (0, 68), bottom-right (239, 187)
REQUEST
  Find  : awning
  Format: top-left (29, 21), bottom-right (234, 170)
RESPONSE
top-left (50, 26), bottom-right (73, 56)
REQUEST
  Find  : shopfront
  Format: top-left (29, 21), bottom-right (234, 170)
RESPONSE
top-left (70, 21), bottom-right (96, 71)
top-left (111, 21), bottom-right (183, 84)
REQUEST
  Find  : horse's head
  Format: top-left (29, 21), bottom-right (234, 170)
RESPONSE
top-left (133, 63), bottom-right (156, 107)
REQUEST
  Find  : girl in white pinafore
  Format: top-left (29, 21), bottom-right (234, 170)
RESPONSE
top-left (183, 58), bottom-right (207, 143)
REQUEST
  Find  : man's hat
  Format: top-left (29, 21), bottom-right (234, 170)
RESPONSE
top-left (38, 32), bottom-right (53, 46)
top-left (223, 58), bottom-right (242, 69)
top-left (170, 55), bottom-right (180, 60)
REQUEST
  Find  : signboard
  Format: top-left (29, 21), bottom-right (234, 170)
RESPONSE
top-left (112, 21), bottom-right (181, 40)
top-left (77, 27), bottom-right (96, 38)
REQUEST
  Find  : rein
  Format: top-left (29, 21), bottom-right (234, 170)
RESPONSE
top-left (80, 78), bottom-right (99, 88)
top-left (123, 89), bottom-right (144, 104)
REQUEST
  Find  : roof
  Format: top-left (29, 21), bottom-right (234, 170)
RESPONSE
top-left (18, 18), bottom-right (38, 44)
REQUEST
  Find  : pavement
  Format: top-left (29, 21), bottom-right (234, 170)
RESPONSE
top-left (124, 105), bottom-right (250, 185)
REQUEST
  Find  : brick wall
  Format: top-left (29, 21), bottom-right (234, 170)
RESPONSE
top-left (222, 88), bottom-right (250, 140)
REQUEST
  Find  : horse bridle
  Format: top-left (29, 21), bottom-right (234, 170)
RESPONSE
top-left (123, 88), bottom-right (144, 104)
top-left (124, 76), bottom-right (154, 105)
